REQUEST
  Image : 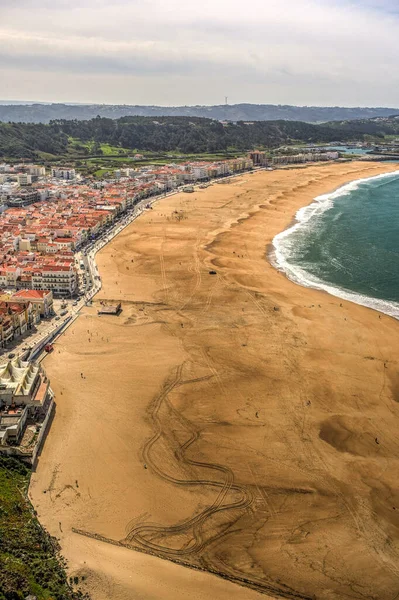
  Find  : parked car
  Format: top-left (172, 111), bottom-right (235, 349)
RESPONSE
top-left (8, 353), bottom-right (15, 359)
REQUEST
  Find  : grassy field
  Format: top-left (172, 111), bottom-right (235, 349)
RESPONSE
top-left (93, 168), bottom-right (111, 178)
top-left (0, 456), bottom-right (86, 600)
top-left (67, 138), bottom-right (131, 157)
top-left (42, 140), bottom-right (245, 165)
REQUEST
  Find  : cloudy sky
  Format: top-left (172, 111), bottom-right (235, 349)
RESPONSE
top-left (1, 0), bottom-right (399, 106)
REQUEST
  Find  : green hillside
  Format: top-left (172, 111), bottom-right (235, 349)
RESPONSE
top-left (1, 114), bottom-right (399, 160)
top-left (0, 456), bottom-right (85, 600)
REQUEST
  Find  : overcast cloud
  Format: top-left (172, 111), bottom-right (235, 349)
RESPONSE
top-left (0, 0), bottom-right (398, 106)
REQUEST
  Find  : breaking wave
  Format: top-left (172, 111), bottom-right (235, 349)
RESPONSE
top-left (271, 170), bottom-right (399, 319)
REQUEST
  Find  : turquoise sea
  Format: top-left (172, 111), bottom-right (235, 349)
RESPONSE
top-left (272, 170), bottom-right (399, 318)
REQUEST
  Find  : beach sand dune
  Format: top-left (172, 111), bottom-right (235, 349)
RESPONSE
top-left (31, 162), bottom-right (399, 599)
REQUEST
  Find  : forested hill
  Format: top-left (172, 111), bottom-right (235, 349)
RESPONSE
top-left (52, 117), bottom-right (357, 152)
top-left (2, 114), bottom-right (399, 159)
top-left (0, 102), bottom-right (398, 125)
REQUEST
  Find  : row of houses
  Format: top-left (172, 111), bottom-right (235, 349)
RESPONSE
top-left (0, 180), bottom-right (130, 296)
top-left (272, 152), bottom-right (339, 165)
top-left (0, 156), bottom-right (256, 298)
top-left (114, 157), bottom-right (254, 187)
top-left (0, 258), bottom-right (77, 297)
top-left (0, 290), bottom-right (54, 348)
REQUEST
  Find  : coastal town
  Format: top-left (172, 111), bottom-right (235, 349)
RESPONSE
top-left (0, 156), bottom-right (256, 302)
top-left (3, 0), bottom-right (399, 597)
top-left (0, 149), bottom-right (344, 461)
top-left (0, 155), bottom-right (257, 459)
top-left (0, 137), bottom-right (384, 472)
top-left (0, 150), bottom-right (341, 306)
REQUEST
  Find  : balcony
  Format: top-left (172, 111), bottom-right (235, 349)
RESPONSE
top-left (3, 328), bottom-right (14, 342)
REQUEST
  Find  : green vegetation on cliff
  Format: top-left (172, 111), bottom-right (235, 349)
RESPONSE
top-left (0, 456), bottom-right (83, 600)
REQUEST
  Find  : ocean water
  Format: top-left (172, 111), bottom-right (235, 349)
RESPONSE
top-left (272, 170), bottom-right (399, 318)
top-left (329, 146), bottom-right (371, 156)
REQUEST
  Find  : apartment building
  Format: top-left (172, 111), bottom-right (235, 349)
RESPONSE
top-left (248, 151), bottom-right (268, 166)
top-left (272, 152), bottom-right (339, 165)
top-left (191, 164), bottom-right (210, 180)
top-left (17, 174), bottom-right (32, 186)
top-left (8, 189), bottom-right (40, 207)
top-left (0, 290), bottom-right (51, 348)
top-left (0, 315), bottom-right (14, 346)
top-left (28, 166), bottom-right (46, 177)
top-left (0, 267), bottom-right (21, 289)
top-left (0, 301), bottom-right (38, 347)
top-left (32, 265), bottom-right (77, 297)
top-left (51, 168), bottom-right (76, 180)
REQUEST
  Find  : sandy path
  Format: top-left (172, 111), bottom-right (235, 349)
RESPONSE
top-left (31, 161), bottom-right (399, 599)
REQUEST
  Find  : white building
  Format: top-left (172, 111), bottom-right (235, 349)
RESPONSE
top-left (0, 266), bottom-right (21, 288)
top-left (120, 168), bottom-right (136, 177)
top-left (17, 174), bottom-right (32, 186)
top-left (0, 182), bottom-right (19, 195)
top-left (51, 168), bottom-right (76, 180)
top-left (37, 189), bottom-right (50, 201)
top-left (0, 358), bottom-right (53, 448)
top-left (191, 165), bottom-right (209, 180)
top-left (32, 265), bottom-right (77, 297)
top-left (28, 166), bottom-right (46, 177)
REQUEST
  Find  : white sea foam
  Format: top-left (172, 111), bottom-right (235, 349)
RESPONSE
top-left (271, 170), bottom-right (399, 319)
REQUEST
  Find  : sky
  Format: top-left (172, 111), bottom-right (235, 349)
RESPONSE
top-left (0, 0), bottom-right (399, 107)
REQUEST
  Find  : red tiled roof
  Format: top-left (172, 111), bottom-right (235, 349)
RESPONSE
top-left (12, 289), bottom-right (50, 299)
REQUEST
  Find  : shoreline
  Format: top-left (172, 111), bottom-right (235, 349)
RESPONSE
top-left (30, 161), bottom-right (399, 600)
top-left (269, 168), bottom-right (399, 319)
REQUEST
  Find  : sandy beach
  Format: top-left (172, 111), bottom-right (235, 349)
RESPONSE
top-left (30, 161), bottom-right (399, 600)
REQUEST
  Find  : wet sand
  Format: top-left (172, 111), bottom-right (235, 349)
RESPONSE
top-left (31, 161), bottom-right (399, 599)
